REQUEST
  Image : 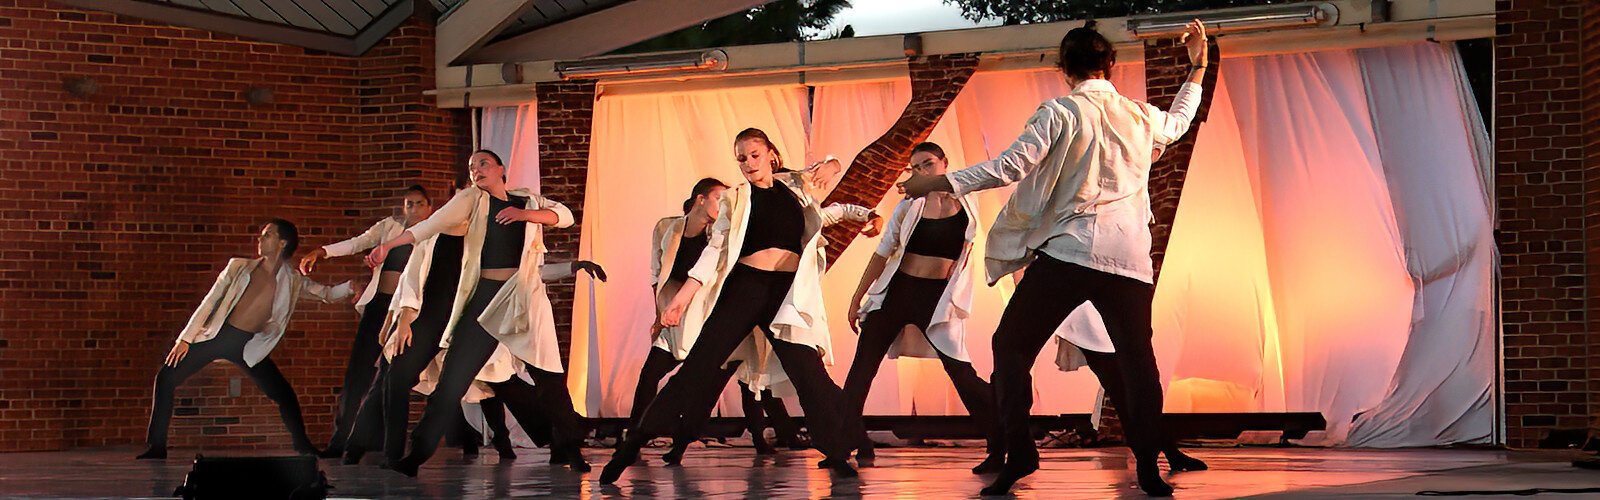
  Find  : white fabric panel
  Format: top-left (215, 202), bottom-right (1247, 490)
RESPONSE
top-left (1344, 43), bottom-right (1495, 447)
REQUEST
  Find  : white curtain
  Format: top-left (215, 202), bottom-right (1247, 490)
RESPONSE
top-left (1150, 43), bottom-right (1493, 445)
top-left (480, 104), bottom-right (542, 191)
top-left (569, 86), bottom-right (812, 417)
top-left (1344, 43), bottom-right (1495, 446)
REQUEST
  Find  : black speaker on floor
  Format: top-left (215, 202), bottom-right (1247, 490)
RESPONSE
top-left (172, 455), bottom-right (329, 500)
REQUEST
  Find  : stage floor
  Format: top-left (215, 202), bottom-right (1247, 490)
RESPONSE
top-left (0, 445), bottom-right (1592, 498)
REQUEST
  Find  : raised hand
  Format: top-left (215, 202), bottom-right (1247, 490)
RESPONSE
top-left (1181, 19), bottom-right (1208, 66)
top-left (298, 248), bottom-right (327, 275)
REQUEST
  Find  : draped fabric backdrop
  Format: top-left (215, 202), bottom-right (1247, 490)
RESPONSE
top-left (532, 42), bottom-right (1490, 447)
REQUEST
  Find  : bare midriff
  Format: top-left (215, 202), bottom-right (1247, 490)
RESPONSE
top-left (899, 253), bottom-right (955, 280)
top-left (738, 248), bottom-right (801, 273)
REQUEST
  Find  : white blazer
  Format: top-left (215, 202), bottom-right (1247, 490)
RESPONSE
top-left (406, 186), bottom-right (576, 374)
top-left (176, 257), bottom-right (353, 366)
top-left (680, 171), bottom-right (872, 394)
top-left (321, 216), bottom-right (406, 311)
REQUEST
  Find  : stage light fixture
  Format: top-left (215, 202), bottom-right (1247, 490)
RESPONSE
top-left (1129, 2), bottom-right (1337, 39)
top-left (556, 50), bottom-right (729, 80)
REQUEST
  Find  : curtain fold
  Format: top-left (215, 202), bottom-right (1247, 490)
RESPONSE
top-left (1344, 42), bottom-right (1495, 447)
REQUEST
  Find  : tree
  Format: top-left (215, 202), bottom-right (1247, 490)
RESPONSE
top-left (944, 0), bottom-right (1289, 25)
top-left (616, 0), bottom-right (852, 53)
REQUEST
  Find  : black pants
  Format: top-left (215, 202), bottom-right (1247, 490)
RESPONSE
top-left (404, 278), bottom-right (584, 465)
top-left (326, 292), bottom-right (392, 451)
top-left (842, 272), bottom-right (1002, 455)
top-left (991, 255), bottom-right (1165, 464)
top-left (629, 346), bottom-right (800, 446)
top-left (346, 286), bottom-right (452, 462)
top-left (629, 265), bottom-right (850, 459)
top-left (486, 366), bottom-right (585, 453)
top-left (146, 324), bottom-right (313, 451)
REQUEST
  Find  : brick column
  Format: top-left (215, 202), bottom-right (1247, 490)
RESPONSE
top-left (1090, 38), bottom-right (1220, 440)
top-left (356, 18), bottom-right (470, 222)
top-left (534, 80), bottom-right (597, 360)
top-left (1582, 0), bottom-right (1600, 443)
top-left (1498, 0), bottom-right (1590, 449)
top-left (820, 54), bottom-right (979, 264)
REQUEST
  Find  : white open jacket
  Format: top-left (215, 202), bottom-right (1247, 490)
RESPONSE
top-left (859, 195), bottom-right (982, 362)
top-left (647, 215), bottom-right (689, 356)
top-left (321, 216), bottom-right (406, 311)
top-left (679, 172), bottom-right (872, 395)
top-left (404, 185), bottom-right (576, 375)
top-left (176, 257), bottom-right (353, 366)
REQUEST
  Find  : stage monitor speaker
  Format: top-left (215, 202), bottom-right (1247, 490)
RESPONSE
top-left (172, 455), bottom-right (329, 500)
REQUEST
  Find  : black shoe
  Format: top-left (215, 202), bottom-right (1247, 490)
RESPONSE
top-left (600, 441), bottom-right (641, 484)
top-left (823, 457), bottom-right (858, 478)
top-left (753, 437), bottom-right (778, 455)
top-left (1166, 447), bottom-right (1207, 472)
top-left (135, 447), bottom-right (167, 460)
top-left (1137, 458), bottom-right (1173, 497)
top-left (318, 447), bottom-right (344, 459)
top-left (971, 454), bottom-right (1005, 474)
top-left (661, 443), bottom-right (687, 466)
top-left (342, 449), bottom-right (365, 466)
top-left (562, 447), bottom-right (591, 472)
top-left (979, 459), bottom-right (1039, 495)
top-left (391, 457), bottom-right (420, 478)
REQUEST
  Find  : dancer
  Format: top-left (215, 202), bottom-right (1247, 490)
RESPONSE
top-left (365, 149), bottom-right (590, 476)
top-left (601, 128), bottom-right (882, 483)
top-left (298, 184), bottom-right (433, 457)
top-left (840, 141), bottom-right (1004, 472)
top-left (899, 21), bottom-right (1209, 496)
top-left (138, 219), bottom-right (353, 459)
top-left (628, 178), bottom-right (802, 465)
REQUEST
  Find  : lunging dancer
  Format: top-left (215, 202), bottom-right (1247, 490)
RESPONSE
top-left (298, 184), bottom-right (432, 458)
top-left (840, 142), bottom-right (1003, 472)
top-left (899, 21), bottom-right (1211, 496)
top-left (365, 150), bottom-right (590, 476)
top-left (601, 128), bottom-right (882, 483)
top-left (627, 178), bottom-right (803, 465)
top-left (138, 219), bottom-right (353, 459)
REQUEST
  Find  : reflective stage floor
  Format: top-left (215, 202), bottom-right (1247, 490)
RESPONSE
top-left (2, 445), bottom-right (1594, 498)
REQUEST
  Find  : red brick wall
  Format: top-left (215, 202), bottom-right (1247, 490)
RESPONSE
top-left (0, 1), bottom-right (465, 452)
top-left (1583, 0), bottom-right (1600, 440)
top-left (1497, 0), bottom-right (1590, 448)
top-left (533, 80), bottom-right (597, 359)
top-left (821, 54), bottom-right (979, 264)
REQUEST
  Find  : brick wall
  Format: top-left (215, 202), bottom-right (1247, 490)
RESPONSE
top-left (1583, 1), bottom-right (1600, 441)
top-left (1497, 0), bottom-right (1590, 448)
top-left (820, 54), bottom-right (979, 264)
top-left (533, 80), bottom-right (597, 360)
top-left (0, 1), bottom-right (465, 452)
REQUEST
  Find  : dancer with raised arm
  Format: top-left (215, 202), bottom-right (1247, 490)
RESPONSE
top-left (298, 184), bottom-right (432, 458)
top-left (364, 150), bottom-right (590, 476)
top-left (601, 128), bottom-right (882, 483)
top-left (899, 21), bottom-right (1211, 496)
top-left (138, 219), bottom-right (353, 460)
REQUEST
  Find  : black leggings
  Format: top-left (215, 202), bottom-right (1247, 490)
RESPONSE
top-left (327, 292), bottom-right (392, 451)
top-left (990, 255), bottom-right (1165, 464)
top-left (146, 324), bottom-right (313, 451)
top-left (842, 272), bottom-right (1001, 455)
top-left (404, 278), bottom-right (584, 465)
top-left (629, 346), bottom-right (800, 446)
top-left (629, 264), bottom-right (851, 460)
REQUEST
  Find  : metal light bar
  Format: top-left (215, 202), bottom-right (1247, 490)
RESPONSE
top-left (1129, 2), bottom-right (1337, 39)
top-left (556, 50), bottom-right (730, 80)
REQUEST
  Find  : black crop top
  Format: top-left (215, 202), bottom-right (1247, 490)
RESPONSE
top-left (425, 234), bottom-right (465, 289)
top-left (482, 194), bottom-right (529, 269)
top-left (381, 243), bottom-right (414, 272)
top-left (903, 208), bottom-right (967, 260)
top-left (740, 184), bottom-right (805, 257)
top-left (668, 231), bottom-right (708, 283)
